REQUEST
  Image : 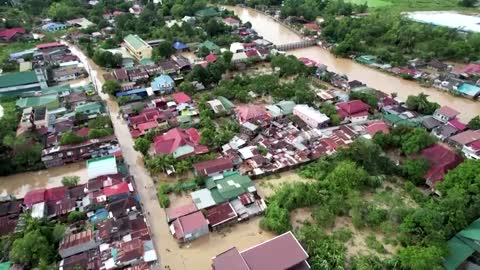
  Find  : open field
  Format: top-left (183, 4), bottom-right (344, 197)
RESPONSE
top-left (346, 0), bottom-right (478, 11)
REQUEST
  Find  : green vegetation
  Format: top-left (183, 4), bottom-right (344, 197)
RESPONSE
top-left (9, 216), bottom-right (65, 268)
top-left (157, 184), bottom-right (171, 208)
top-left (323, 12), bottom-right (480, 65)
top-left (405, 93), bottom-right (440, 115)
top-left (102, 80), bottom-right (121, 96)
top-left (59, 131), bottom-right (85, 145)
top-left (373, 125), bottom-right (436, 155)
top-left (134, 138), bottom-right (151, 155)
top-left (67, 211), bottom-right (86, 223)
top-left (0, 98), bottom-right (44, 175)
top-left (92, 50), bottom-right (122, 68)
top-left (467, 115), bottom-right (480, 130)
top-left (61, 176), bottom-right (80, 187)
top-left (280, 0), bottom-right (367, 21)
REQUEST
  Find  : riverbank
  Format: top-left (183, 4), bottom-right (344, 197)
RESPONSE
top-left (228, 6), bottom-right (480, 122)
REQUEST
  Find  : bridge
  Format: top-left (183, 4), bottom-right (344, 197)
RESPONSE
top-left (275, 40), bottom-right (317, 51)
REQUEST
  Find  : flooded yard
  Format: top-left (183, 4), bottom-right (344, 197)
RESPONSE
top-left (0, 162), bottom-right (88, 198)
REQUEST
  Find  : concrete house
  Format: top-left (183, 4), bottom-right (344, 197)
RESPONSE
top-left (170, 211), bottom-right (209, 242)
top-left (293, 104), bottom-right (329, 128)
top-left (123, 34), bottom-right (152, 61)
top-left (433, 106), bottom-right (460, 123)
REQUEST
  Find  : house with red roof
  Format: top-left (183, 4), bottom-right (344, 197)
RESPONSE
top-left (166, 203), bottom-right (198, 223)
top-left (303, 22), bottom-right (319, 32)
top-left (45, 186), bottom-right (67, 202)
top-left (223, 17), bottom-right (240, 28)
top-left (0, 27), bottom-right (28, 42)
top-left (453, 63), bottom-right (480, 77)
top-left (418, 144), bottom-right (463, 189)
top-left (463, 140), bottom-right (480, 160)
top-left (103, 182), bottom-right (132, 198)
top-left (23, 188), bottom-right (46, 207)
top-left (36, 42), bottom-right (65, 52)
top-left (205, 202), bottom-right (238, 228)
top-left (336, 100), bottom-right (370, 123)
top-left (298, 57), bottom-right (317, 67)
top-left (172, 92), bottom-right (191, 104)
top-left (212, 231), bottom-right (310, 270)
top-left (205, 53), bottom-right (217, 63)
top-left (153, 128), bottom-right (208, 158)
top-left (193, 157), bottom-right (233, 177)
top-left (365, 121), bottom-right (389, 137)
top-left (170, 211), bottom-right (209, 242)
top-left (235, 105), bottom-right (271, 124)
top-left (433, 106), bottom-right (460, 123)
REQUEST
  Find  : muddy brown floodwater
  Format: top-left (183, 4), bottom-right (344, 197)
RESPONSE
top-left (0, 162), bottom-right (87, 198)
top-left (227, 6), bottom-right (480, 122)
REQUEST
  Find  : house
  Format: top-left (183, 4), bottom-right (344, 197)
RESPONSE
top-left (172, 92), bottom-right (191, 104)
top-left (24, 189), bottom-right (46, 207)
top-left (418, 144), bottom-right (463, 189)
top-left (208, 99), bottom-right (226, 114)
top-left (212, 231), bottom-right (310, 270)
top-left (157, 59), bottom-right (179, 74)
top-left (0, 71), bottom-right (41, 97)
top-left (59, 230), bottom-right (98, 258)
top-left (52, 67), bottom-right (86, 82)
top-left (173, 41), bottom-right (189, 52)
top-left (422, 116), bottom-right (443, 131)
top-left (151, 75), bottom-right (174, 94)
top-left (427, 59), bottom-right (448, 71)
top-left (205, 53), bottom-right (218, 64)
top-left (166, 203), bottom-right (198, 223)
top-left (444, 217), bottom-right (480, 270)
top-left (224, 17), bottom-right (240, 28)
top-left (432, 123), bottom-right (461, 141)
top-left (463, 140), bottom-right (480, 160)
top-left (74, 102), bottom-right (103, 118)
top-left (453, 63), bottom-right (480, 77)
top-left (365, 121), bottom-right (389, 137)
top-left (36, 42), bottom-right (66, 52)
top-left (293, 104), bottom-right (329, 129)
top-left (87, 156), bottom-right (118, 179)
top-left (123, 34), bottom-right (152, 61)
top-left (114, 68), bottom-right (129, 82)
top-left (195, 7), bottom-right (219, 18)
top-left (127, 67), bottom-right (149, 82)
top-left (42, 22), bottom-right (67, 32)
top-left (0, 27), bottom-right (28, 42)
top-left (193, 157), bottom-right (233, 177)
top-left (336, 100), bottom-right (370, 123)
top-left (153, 128), bottom-right (208, 158)
top-left (67, 18), bottom-right (95, 29)
top-left (235, 104), bottom-right (271, 124)
top-left (197, 40), bottom-right (220, 53)
top-left (449, 130), bottom-right (480, 147)
top-left (16, 94), bottom-right (59, 109)
top-left (433, 106), bottom-right (460, 123)
top-left (170, 211), bottom-right (209, 242)
top-left (204, 202), bottom-right (238, 228)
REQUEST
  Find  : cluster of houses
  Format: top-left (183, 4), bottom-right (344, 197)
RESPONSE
top-left (0, 156), bottom-right (157, 269)
top-left (1, 42), bottom-right (87, 97)
top-left (355, 55), bottom-right (480, 100)
top-left (166, 170), bottom-right (266, 243)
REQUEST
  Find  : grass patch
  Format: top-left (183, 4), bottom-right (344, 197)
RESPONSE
top-left (365, 235), bottom-right (387, 254)
top-left (346, 0), bottom-right (391, 7)
top-left (346, 0), bottom-right (475, 11)
top-left (333, 228), bottom-right (353, 243)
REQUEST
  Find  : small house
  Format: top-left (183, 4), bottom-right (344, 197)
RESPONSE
top-left (193, 158), bottom-right (233, 178)
top-left (41, 22), bottom-right (66, 32)
top-left (433, 106), bottom-right (460, 123)
top-left (170, 211), bottom-right (209, 242)
top-left (418, 144), bottom-right (463, 189)
top-left (172, 41), bottom-right (189, 52)
top-left (59, 230), bottom-right (98, 258)
top-left (336, 100), bottom-right (370, 123)
top-left (293, 104), bottom-right (329, 128)
top-left (123, 34), bottom-right (152, 60)
top-left (223, 17), bottom-right (240, 28)
top-left (151, 75), bottom-right (174, 94)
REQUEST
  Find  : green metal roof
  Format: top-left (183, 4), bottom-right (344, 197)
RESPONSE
top-left (217, 96), bottom-right (234, 110)
top-left (16, 94), bottom-right (59, 109)
top-left (198, 40), bottom-right (220, 52)
top-left (42, 84), bottom-right (71, 95)
top-left (140, 58), bottom-right (155, 66)
top-left (173, 145), bottom-right (194, 159)
top-left (205, 172), bottom-right (254, 202)
top-left (276, 100), bottom-right (295, 115)
top-left (0, 262), bottom-right (11, 270)
top-left (124, 34), bottom-right (148, 50)
top-left (195, 7), bottom-right (219, 17)
top-left (444, 237), bottom-right (475, 270)
top-left (0, 71), bottom-right (38, 88)
top-left (75, 102), bottom-right (102, 114)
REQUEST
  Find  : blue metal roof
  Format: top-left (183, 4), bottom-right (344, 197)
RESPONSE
top-left (173, 41), bottom-right (188, 50)
top-left (115, 88), bottom-right (147, 97)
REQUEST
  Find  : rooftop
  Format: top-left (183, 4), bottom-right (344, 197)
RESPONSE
top-left (0, 71), bottom-right (38, 88)
top-left (124, 34), bottom-right (150, 51)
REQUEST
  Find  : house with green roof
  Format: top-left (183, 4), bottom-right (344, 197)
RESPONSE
top-left (87, 155), bottom-right (117, 179)
top-left (356, 55), bottom-right (378, 65)
top-left (197, 40), bottom-right (220, 54)
top-left (191, 172), bottom-right (255, 209)
top-left (444, 218), bottom-right (480, 270)
top-left (0, 71), bottom-right (41, 97)
top-left (217, 96), bottom-right (234, 111)
top-left (16, 94), bottom-right (59, 110)
top-left (75, 102), bottom-right (103, 118)
top-left (195, 7), bottom-right (219, 18)
top-left (123, 34), bottom-right (152, 61)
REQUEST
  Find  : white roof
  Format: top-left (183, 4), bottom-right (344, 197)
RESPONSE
top-left (31, 202), bottom-right (46, 219)
top-left (405, 11), bottom-right (480, 33)
top-left (294, 104), bottom-right (329, 123)
top-left (106, 47), bottom-right (134, 59)
top-left (230, 42), bottom-right (244, 53)
top-left (87, 156), bottom-right (118, 179)
top-left (144, 250), bottom-right (157, 262)
top-left (239, 146), bottom-right (255, 159)
top-left (232, 52), bottom-right (247, 61)
top-left (191, 188), bottom-right (216, 210)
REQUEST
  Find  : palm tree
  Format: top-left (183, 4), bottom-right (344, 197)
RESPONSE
top-left (416, 92), bottom-right (430, 113)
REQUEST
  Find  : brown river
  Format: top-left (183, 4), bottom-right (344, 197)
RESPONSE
top-left (227, 6), bottom-right (480, 123)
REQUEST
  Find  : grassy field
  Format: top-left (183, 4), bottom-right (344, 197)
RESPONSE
top-left (347, 0), bottom-right (477, 11)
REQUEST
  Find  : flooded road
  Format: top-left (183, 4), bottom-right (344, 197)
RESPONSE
top-left (228, 6), bottom-right (480, 122)
top-left (0, 162), bottom-right (87, 198)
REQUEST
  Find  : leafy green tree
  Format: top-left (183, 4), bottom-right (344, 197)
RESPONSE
top-left (401, 158), bottom-right (430, 185)
top-left (459, 0), bottom-right (477, 7)
top-left (60, 131), bottom-right (85, 145)
top-left (467, 115), bottom-right (480, 130)
top-left (88, 116), bottom-right (112, 129)
top-left (260, 202), bottom-right (292, 234)
top-left (134, 138), bottom-right (151, 155)
top-left (401, 128), bottom-right (435, 155)
top-left (10, 230), bottom-right (53, 267)
top-left (88, 128), bottom-right (113, 139)
top-left (93, 50), bottom-right (122, 68)
top-left (67, 211), bottom-right (85, 223)
top-left (153, 41), bottom-right (175, 60)
top-left (102, 80), bottom-right (121, 96)
top-left (397, 246), bottom-right (445, 270)
top-left (61, 176), bottom-right (80, 187)
top-left (350, 91), bottom-right (378, 108)
top-left (319, 103), bottom-right (341, 126)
